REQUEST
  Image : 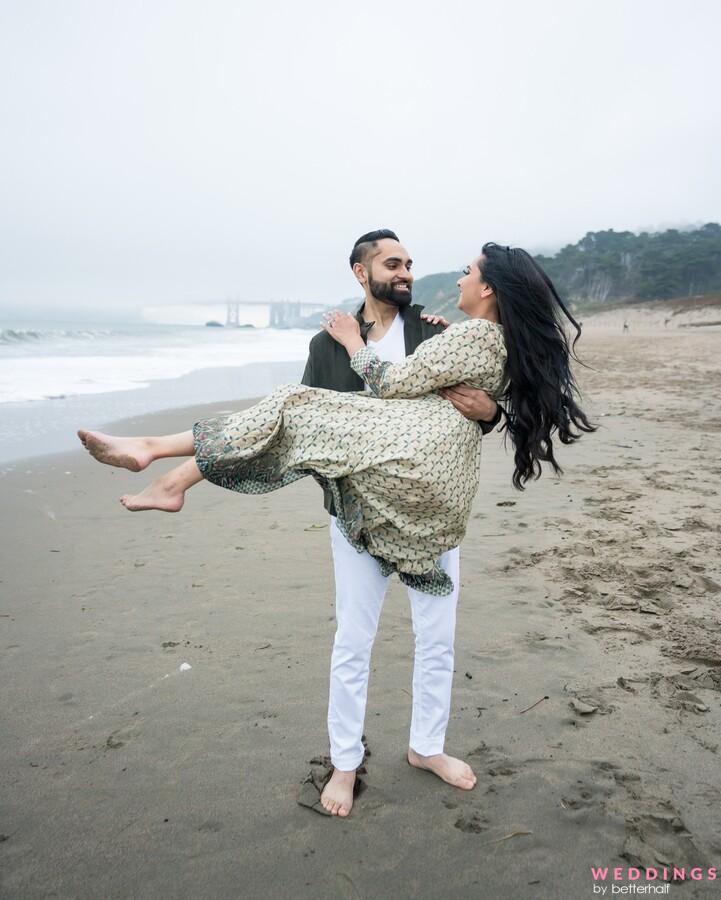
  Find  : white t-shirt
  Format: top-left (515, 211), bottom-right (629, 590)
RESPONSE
top-left (364, 312), bottom-right (405, 391)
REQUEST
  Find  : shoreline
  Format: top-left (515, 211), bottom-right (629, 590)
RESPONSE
top-left (0, 358), bottom-right (304, 466)
top-left (1, 395), bottom-right (262, 480)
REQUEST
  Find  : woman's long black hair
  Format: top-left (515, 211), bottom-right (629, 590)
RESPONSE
top-left (479, 242), bottom-right (596, 489)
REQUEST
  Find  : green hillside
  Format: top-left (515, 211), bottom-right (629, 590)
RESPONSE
top-left (536, 223), bottom-right (721, 306)
top-left (419, 223), bottom-right (721, 317)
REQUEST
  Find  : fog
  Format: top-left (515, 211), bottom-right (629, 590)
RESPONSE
top-left (1, 0), bottom-right (719, 319)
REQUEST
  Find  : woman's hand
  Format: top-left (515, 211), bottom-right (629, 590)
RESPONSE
top-left (421, 312), bottom-right (450, 328)
top-left (321, 310), bottom-right (364, 355)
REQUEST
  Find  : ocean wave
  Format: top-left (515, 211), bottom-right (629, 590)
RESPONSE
top-left (0, 327), bottom-right (114, 345)
top-left (0, 328), bottom-right (312, 403)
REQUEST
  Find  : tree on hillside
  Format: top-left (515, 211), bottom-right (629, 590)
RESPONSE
top-left (417, 224), bottom-right (721, 314)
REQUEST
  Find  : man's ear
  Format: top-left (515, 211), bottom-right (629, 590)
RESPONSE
top-left (352, 262), bottom-right (367, 286)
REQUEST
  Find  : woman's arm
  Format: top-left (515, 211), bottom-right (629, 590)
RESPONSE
top-left (350, 319), bottom-right (505, 399)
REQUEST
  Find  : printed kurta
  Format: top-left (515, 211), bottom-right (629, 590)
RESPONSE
top-left (193, 318), bottom-right (507, 595)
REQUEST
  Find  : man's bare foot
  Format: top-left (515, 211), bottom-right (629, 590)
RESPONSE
top-left (320, 767), bottom-right (356, 817)
top-left (119, 476), bottom-right (185, 512)
top-left (407, 748), bottom-right (477, 790)
top-left (77, 430), bottom-right (154, 472)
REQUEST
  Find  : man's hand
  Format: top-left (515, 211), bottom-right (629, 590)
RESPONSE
top-left (440, 384), bottom-right (498, 423)
top-left (421, 312), bottom-right (450, 328)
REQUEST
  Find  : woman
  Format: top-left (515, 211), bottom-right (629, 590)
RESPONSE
top-left (78, 243), bottom-right (594, 595)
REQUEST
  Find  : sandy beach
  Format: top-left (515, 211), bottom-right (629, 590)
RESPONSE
top-left (1, 326), bottom-right (720, 899)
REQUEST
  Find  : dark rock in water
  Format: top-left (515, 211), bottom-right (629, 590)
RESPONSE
top-left (45, 394), bottom-right (66, 400)
top-left (205, 321), bottom-right (223, 327)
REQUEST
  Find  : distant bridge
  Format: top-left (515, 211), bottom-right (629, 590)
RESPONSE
top-left (222, 299), bottom-right (330, 328)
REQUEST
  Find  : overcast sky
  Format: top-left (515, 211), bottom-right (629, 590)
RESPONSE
top-left (1, 0), bottom-right (719, 317)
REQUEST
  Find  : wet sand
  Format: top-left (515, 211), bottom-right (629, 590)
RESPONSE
top-left (1, 328), bottom-right (720, 899)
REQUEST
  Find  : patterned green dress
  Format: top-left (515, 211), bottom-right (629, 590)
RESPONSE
top-left (193, 317), bottom-right (507, 595)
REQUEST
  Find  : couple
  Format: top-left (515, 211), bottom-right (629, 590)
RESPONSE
top-left (78, 231), bottom-right (593, 818)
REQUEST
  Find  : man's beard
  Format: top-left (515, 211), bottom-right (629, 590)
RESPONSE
top-left (368, 277), bottom-right (413, 308)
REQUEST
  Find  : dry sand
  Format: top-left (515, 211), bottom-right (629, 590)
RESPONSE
top-left (1, 328), bottom-right (720, 899)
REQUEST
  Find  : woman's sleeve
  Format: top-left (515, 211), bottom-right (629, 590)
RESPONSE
top-left (349, 320), bottom-right (503, 399)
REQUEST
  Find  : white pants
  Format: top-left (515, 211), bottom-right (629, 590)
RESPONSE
top-left (327, 516), bottom-right (460, 770)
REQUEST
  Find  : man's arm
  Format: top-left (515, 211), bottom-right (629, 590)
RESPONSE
top-left (300, 353), bottom-right (315, 387)
top-left (300, 331), bottom-right (328, 388)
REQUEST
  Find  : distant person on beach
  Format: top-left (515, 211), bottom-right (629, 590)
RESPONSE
top-left (78, 239), bottom-right (594, 815)
top-left (623, 320), bottom-right (629, 333)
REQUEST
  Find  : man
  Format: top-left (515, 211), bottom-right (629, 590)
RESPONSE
top-left (301, 229), bottom-right (500, 817)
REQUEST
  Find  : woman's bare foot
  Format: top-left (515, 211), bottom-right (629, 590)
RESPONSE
top-left (78, 430), bottom-right (154, 472)
top-left (119, 475), bottom-right (185, 512)
top-left (320, 768), bottom-right (356, 817)
top-left (407, 748), bottom-right (477, 790)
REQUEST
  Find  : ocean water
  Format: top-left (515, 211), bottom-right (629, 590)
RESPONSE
top-left (0, 321), bottom-right (314, 403)
top-left (0, 321), bottom-right (313, 464)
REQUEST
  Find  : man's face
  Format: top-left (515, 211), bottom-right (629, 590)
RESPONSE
top-left (364, 239), bottom-right (414, 306)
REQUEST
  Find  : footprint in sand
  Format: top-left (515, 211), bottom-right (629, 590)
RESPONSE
top-left (466, 743), bottom-right (519, 782)
top-left (590, 761), bottom-right (712, 870)
top-left (648, 672), bottom-right (711, 714)
top-left (682, 666), bottom-right (721, 691)
top-left (622, 810), bottom-right (710, 872)
top-left (55, 692), bottom-right (76, 704)
top-left (580, 620), bottom-right (657, 642)
top-left (76, 631), bottom-right (100, 643)
top-left (567, 688), bottom-right (615, 718)
top-left (454, 811), bottom-right (491, 833)
top-left (697, 574), bottom-right (721, 593)
top-left (560, 775), bottom-right (615, 814)
top-left (662, 616), bottom-right (721, 666)
top-left (105, 723), bottom-right (142, 750)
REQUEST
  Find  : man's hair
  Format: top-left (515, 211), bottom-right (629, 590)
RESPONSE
top-left (349, 229), bottom-right (400, 269)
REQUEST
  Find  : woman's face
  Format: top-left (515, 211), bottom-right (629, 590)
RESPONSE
top-left (457, 257), bottom-right (492, 315)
